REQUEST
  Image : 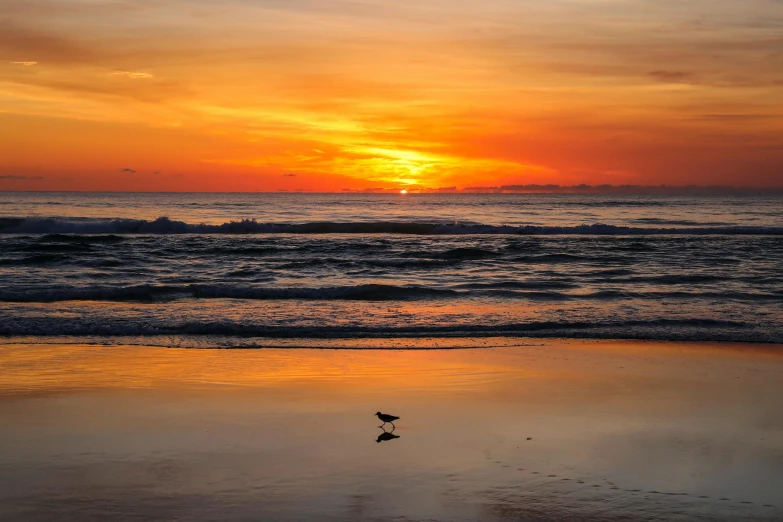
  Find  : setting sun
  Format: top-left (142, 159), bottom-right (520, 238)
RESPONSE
top-left (400, 190), bottom-right (408, 195)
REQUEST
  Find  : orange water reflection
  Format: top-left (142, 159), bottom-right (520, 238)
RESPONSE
top-left (1, 341), bottom-right (782, 521)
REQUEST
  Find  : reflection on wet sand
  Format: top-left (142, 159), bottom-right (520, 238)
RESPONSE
top-left (377, 426), bottom-right (400, 444)
top-left (0, 340), bottom-right (782, 521)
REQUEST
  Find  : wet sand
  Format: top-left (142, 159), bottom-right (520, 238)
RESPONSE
top-left (1, 340), bottom-right (782, 521)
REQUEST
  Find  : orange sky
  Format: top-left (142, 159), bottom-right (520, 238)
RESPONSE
top-left (1, 0), bottom-right (782, 191)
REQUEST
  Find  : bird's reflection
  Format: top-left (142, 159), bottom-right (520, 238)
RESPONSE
top-left (376, 426), bottom-right (400, 443)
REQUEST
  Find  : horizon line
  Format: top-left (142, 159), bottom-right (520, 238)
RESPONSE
top-left (2, 185), bottom-right (783, 195)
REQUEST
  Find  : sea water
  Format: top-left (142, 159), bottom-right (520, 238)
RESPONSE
top-left (1, 192), bottom-right (781, 346)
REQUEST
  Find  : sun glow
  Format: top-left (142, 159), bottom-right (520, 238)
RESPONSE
top-left (400, 189), bottom-right (408, 195)
top-left (1, 0), bottom-right (780, 191)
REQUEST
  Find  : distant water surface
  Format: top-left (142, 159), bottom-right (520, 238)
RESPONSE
top-left (0, 192), bottom-right (781, 345)
top-left (1, 191), bottom-right (781, 228)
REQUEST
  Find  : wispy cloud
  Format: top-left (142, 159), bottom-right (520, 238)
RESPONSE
top-left (0, 21), bottom-right (96, 64)
top-left (10, 61), bottom-right (37, 66)
top-left (0, 175), bottom-right (44, 179)
top-left (109, 71), bottom-right (153, 80)
top-left (120, 168), bottom-right (136, 174)
top-left (695, 113), bottom-right (777, 121)
top-left (648, 70), bottom-right (694, 83)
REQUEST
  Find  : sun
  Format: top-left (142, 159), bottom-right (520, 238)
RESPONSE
top-left (400, 189), bottom-right (408, 195)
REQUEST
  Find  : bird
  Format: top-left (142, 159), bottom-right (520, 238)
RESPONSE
top-left (375, 411), bottom-right (399, 428)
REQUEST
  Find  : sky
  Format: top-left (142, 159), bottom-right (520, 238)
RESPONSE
top-left (1, 0), bottom-right (782, 192)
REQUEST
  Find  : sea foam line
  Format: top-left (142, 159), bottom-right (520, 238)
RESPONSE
top-left (1, 217), bottom-right (782, 235)
top-left (0, 284), bottom-right (779, 303)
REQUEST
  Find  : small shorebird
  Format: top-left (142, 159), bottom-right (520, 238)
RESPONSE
top-left (375, 411), bottom-right (399, 428)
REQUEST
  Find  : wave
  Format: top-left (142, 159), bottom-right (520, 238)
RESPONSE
top-left (513, 253), bottom-right (590, 263)
top-left (456, 281), bottom-right (578, 290)
top-left (1, 216), bottom-right (782, 235)
top-left (1, 284), bottom-right (780, 303)
top-left (203, 246), bottom-right (295, 256)
top-left (573, 200), bottom-right (672, 207)
top-left (415, 247), bottom-right (502, 260)
top-left (21, 243), bottom-right (93, 253)
top-left (0, 284), bottom-right (462, 302)
top-left (0, 254), bottom-right (67, 266)
top-left (0, 317), bottom-right (749, 339)
top-left (38, 233), bottom-right (126, 243)
top-left (589, 274), bottom-right (725, 285)
top-left (631, 217), bottom-right (740, 227)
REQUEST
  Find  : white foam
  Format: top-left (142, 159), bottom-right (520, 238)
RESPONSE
top-left (1, 217), bottom-right (781, 235)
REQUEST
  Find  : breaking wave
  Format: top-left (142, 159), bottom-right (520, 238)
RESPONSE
top-left (0, 318), bottom-right (752, 341)
top-left (0, 284), bottom-right (461, 302)
top-left (0, 284), bottom-right (779, 303)
top-left (1, 216), bottom-right (782, 235)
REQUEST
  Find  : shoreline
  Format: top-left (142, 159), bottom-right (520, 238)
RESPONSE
top-left (2, 336), bottom-right (783, 350)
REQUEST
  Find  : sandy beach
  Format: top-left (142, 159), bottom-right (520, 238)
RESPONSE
top-left (1, 339), bottom-right (782, 521)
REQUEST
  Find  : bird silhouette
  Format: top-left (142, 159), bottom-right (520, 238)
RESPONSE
top-left (375, 411), bottom-right (399, 428)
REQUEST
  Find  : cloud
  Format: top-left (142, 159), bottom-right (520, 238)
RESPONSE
top-left (695, 113), bottom-right (777, 121)
top-left (0, 175), bottom-right (44, 180)
top-left (0, 21), bottom-right (96, 64)
top-left (10, 61), bottom-right (37, 66)
top-left (5, 72), bottom-right (188, 104)
top-left (120, 168), bottom-right (136, 174)
top-left (109, 71), bottom-right (153, 80)
top-left (283, 173), bottom-right (297, 177)
top-left (648, 70), bottom-right (695, 83)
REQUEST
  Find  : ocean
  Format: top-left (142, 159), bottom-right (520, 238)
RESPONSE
top-left (1, 192), bottom-right (781, 347)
